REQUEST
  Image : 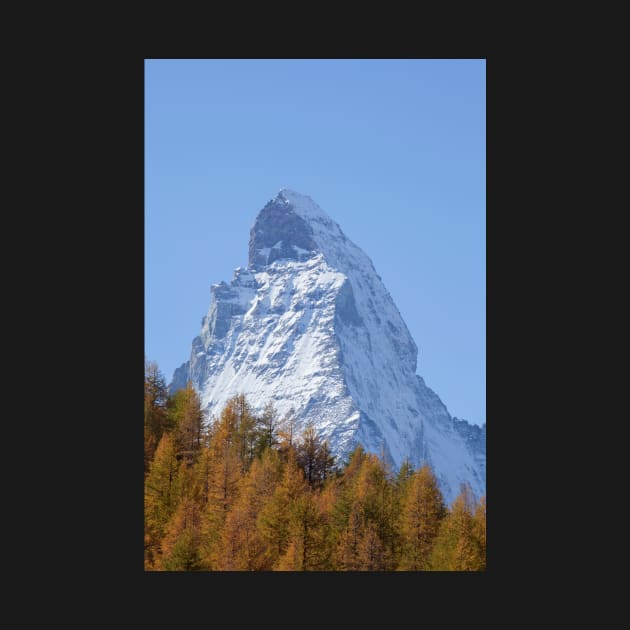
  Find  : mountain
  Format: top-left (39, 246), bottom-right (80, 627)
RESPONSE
top-left (170, 189), bottom-right (485, 503)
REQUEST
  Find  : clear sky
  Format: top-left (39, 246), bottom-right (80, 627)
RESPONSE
top-left (145, 59), bottom-right (485, 425)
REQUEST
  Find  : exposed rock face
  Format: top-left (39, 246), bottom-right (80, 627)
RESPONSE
top-left (171, 189), bottom-right (485, 504)
top-left (248, 196), bottom-right (318, 268)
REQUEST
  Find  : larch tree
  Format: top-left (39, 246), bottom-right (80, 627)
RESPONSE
top-left (338, 445), bottom-right (367, 484)
top-left (277, 489), bottom-right (324, 571)
top-left (198, 398), bottom-right (244, 569)
top-left (232, 394), bottom-right (258, 474)
top-left (217, 448), bottom-right (282, 570)
top-left (397, 464), bottom-right (446, 570)
top-left (191, 444), bottom-right (213, 507)
top-left (255, 401), bottom-right (280, 456)
top-left (168, 381), bottom-right (204, 466)
top-left (312, 484), bottom-right (337, 570)
top-left (144, 359), bottom-right (170, 473)
top-left (356, 521), bottom-right (388, 571)
top-left (318, 441), bottom-right (336, 484)
top-left (296, 424), bottom-right (335, 489)
top-left (472, 494), bottom-right (486, 570)
top-left (257, 449), bottom-right (306, 568)
top-left (144, 433), bottom-right (182, 569)
top-left (355, 454), bottom-right (395, 570)
top-left (277, 408), bottom-right (297, 459)
top-left (159, 498), bottom-right (202, 571)
top-left (391, 458), bottom-right (415, 565)
top-left (335, 502), bottom-right (363, 570)
top-left (329, 446), bottom-right (367, 565)
top-left (396, 459), bottom-right (415, 488)
top-left (429, 484), bottom-right (483, 571)
top-left (143, 393), bottom-right (485, 572)
top-left (334, 452), bottom-right (394, 570)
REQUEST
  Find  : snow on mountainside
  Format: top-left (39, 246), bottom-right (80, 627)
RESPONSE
top-left (170, 189), bottom-right (485, 504)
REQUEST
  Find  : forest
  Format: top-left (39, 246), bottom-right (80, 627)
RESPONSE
top-left (145, 360), bottom-right (486, 571)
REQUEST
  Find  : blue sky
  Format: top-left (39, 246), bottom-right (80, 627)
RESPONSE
top-left (145, 59), bottom-right (485, 425)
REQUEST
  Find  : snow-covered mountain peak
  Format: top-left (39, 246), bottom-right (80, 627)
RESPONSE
top-left (172, 190), bottom-right (486, 504)
top-left (277, 188), bottom-right (329, 219)
top-left (248, 189), bottom-right (349, 270)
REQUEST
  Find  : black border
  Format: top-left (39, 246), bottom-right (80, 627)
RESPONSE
top-left (60, 51), bottom-right (541, 608)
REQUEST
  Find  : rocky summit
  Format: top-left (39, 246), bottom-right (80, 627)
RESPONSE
top-left (171, 189), bottom-right (485, 503)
